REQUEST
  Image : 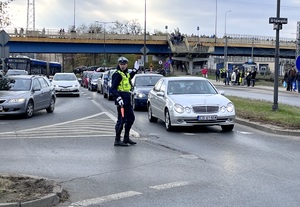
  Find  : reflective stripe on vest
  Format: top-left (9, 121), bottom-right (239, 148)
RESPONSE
top-left (117, 70), bottom-right (131, 92)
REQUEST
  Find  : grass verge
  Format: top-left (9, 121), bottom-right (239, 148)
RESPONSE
top-left (227, 96), bottom-right (300, 130)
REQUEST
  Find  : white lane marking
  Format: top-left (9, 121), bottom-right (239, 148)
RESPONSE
top-left (69, 191), bottom-right (142, 207)
top-left (1, 112), bottom-right (107, 134)
top-left (183, 133), bottom-right (196, 136)
top-left (237, 131), bottom-right (253, 135)
top-left (149, 181), bottom-right (190, 190)
top-left (92, 100), bottom-right (140, 138)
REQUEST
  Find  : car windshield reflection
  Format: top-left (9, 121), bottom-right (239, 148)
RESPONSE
top-left (167, 80), bottom-right (217, 95)
top-left (0, 78), bottom-right (31, 91)
top-left (135, 76), bottom-right (162, 86)
top-left (53, 74), bottom-right (77, 81)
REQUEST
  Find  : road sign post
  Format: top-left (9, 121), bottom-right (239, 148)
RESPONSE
top-left (0, 30), bottom-right (10, 71)
top-left (269, 0), bottom-right (287, 111)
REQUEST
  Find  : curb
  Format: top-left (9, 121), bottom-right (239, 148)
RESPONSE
top-left (235, 118), bottom-right (300, 137)
top-left (0, 174), bottom-right (66, 207)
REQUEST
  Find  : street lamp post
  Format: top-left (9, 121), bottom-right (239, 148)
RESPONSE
top-left (73, 0), bottom-right (76, 30)
top-left (214, 0), bottom-right (218, 42)
top-left (95, 21), bottom-right (115, 69)
top-left (197, 26), bottom-right (200, 43)
top-left (143, 0), bottom-right (147, 73)
top-left (224, 10), bottom-right (231, 70)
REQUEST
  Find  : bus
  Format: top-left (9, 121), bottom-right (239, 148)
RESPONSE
top-left (1, 56), bottom-right (62, 76)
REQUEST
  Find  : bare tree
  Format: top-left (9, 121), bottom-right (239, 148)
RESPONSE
top-left (129, 19), bottom-right (142, 35)
top-left (0, 0), bottom-right (15, 29)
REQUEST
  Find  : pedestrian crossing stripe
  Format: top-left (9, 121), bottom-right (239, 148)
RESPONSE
top-left (0, 112), bottom-right (116, 139)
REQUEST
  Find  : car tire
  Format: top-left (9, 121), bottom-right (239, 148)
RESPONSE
top-left (46, 97), bottom-right (55, 113)
top-left (24, 100), bottom-right (34, 118)
top-left (165, 109), bottom-right (173, 131)
top-left (221, 125), bottom-right (234, 132)
top-left (132, 97), bottom-right (138, 111)
top-left (147, 104), bottom-right (158, 123)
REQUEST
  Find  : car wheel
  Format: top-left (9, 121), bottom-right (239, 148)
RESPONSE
top-left (147, 104), bottom-right (158, 123)
top-left (165, 109), bottom-right (173, 131)
top-left (221, 125), bottom-right (234, 132)
top-left (46, 97), bottom-right (55, 113)
top-left (24, 100), bottom-right (34, 118)
top-left (132, 97), bottom-right (137, 111)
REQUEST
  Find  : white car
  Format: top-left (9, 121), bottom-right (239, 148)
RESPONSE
top-left (147, 76), bottom-right (235, 131)
top-left (51, 73), bottom-right (80, 97)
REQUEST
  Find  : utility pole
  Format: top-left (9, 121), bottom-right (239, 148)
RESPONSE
top-left (26, 0), bottom-right (35, 30)
top-left (269, 0), bottom-right (288, 111)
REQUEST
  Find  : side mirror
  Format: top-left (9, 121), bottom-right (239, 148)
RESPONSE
top-left (33, 87), bottom-right (41, 91)
top-left (218, 90), bottom-right (225, 95)
top-left (157, 91), bottom-right (164, 97)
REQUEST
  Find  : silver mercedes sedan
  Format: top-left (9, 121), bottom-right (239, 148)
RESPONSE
top-left (147, 76), bottom-right (235, 131)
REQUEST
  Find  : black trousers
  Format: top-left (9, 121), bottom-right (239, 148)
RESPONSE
top-left (115, 105), bottom-right (135, 140)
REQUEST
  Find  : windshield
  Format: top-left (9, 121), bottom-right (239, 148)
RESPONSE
top-left (135, 76), bottom-right (162, 86)
top-left (54, 74), bottom-right (77, 81)
top-left (92, 73), bottom-right (102, 79)
top-left (167, 80), bottom-right (217, 95)
top-left (0, 78), bottom-right (31, 91)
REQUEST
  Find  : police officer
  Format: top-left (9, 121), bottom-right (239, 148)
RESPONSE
top-left (111, 57), bottom-right (138, 146)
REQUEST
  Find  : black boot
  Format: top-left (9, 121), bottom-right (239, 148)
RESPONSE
top-left (123, 137), bottom-right (137, 145)
top-left (114, 137), bottom-right (128, 147)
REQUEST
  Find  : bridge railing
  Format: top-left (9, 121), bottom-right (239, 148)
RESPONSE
top-left (186, 34), bottom-right (296, 47)
top-left (3, 27), bottom-right (296, 48)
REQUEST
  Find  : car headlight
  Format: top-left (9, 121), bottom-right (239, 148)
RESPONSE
top-left (221, 102), bottom-right (235, 113)
top-left (8, 98), bottom-right (26, 103)
top-left (136, 92), bottom-right (146, 98)
top-left (226, 102), bottom-right (235, 112)
top-left (185, 107), bottom-right (192, 113)
top-left (174, 103), bottom-right (184, 113)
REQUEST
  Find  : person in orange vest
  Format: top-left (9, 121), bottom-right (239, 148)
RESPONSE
top-left (149, 63), bottom-right (153, 73)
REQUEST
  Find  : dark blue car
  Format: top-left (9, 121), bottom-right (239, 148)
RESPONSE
top-left (131, 73), bottom-right (163, 110)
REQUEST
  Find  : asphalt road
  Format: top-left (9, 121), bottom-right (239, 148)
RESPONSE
top-left (1, 85), bottom-right (300, 207)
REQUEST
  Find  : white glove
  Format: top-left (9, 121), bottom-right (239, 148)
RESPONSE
top-left (116, 96), bottom-right (124, 106)
top-left (133, 68), bottom-right (139, 73)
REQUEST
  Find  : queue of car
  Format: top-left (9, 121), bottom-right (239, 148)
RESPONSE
top-left (1, 68), bottom-right (236, 132)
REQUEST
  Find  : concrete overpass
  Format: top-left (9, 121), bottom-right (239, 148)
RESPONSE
top-left (4, 29), bottom-right (296, 58)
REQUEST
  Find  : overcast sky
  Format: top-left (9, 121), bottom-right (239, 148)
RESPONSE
top-left (8, 0), bottom-right (300, 39)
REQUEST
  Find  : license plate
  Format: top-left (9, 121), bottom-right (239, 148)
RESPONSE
top-left (61, 89), bottom-right (70, 91)
top-left (0, 106), bottom-right (3, 111)
top-left (197, 115), bottom-right (217, 121)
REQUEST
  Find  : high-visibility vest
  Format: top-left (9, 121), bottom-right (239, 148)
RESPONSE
top-left (117, 70), bottom-right (131, 92)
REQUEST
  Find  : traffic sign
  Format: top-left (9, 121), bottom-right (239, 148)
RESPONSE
top-left (269, 17), bottom-right (288, 24)
top-left (140, 46), bottom-right (149, 55)
top-left (296, 55), bottom-right (300, 72)
top-left (158, 60), bottom-right (163, 65)
top-left (0, 30), bottom-right (10, 46)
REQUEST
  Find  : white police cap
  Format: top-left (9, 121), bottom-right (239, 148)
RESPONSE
top-left (118, 57), bottom-right (128, 64)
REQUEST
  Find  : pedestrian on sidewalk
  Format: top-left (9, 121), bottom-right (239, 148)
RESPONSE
top-left (215, 68), bottom-right (220, 82)
top-left (296, 69), bottom-right (300, 93)
top-left (111, 57), bottom-right (139, 146)
top-left (251, 68), bottom-right (257, 87)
